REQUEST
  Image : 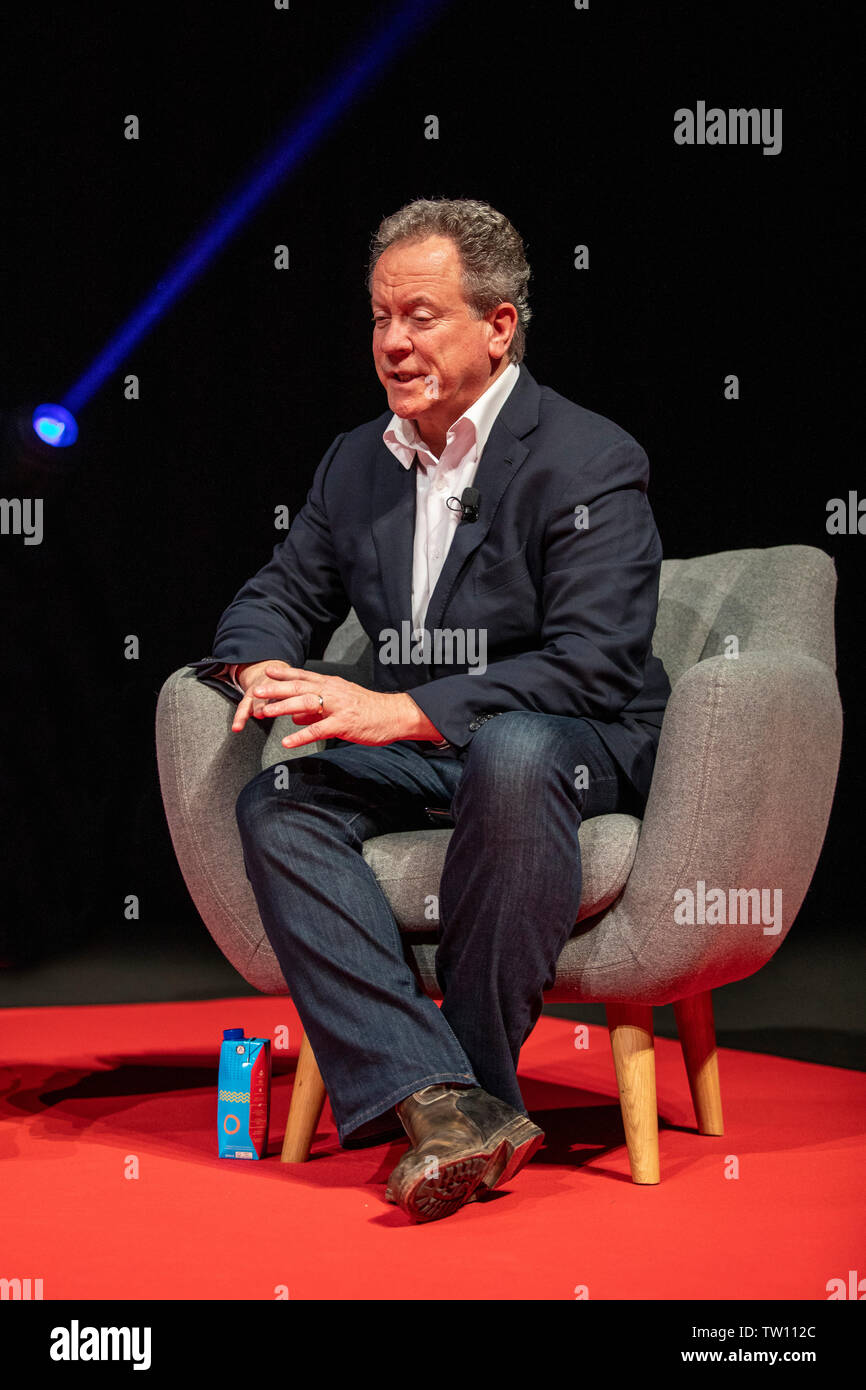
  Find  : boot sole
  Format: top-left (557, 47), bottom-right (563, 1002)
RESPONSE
top-left (388, 1117), bottom-right (545, 1220)
top-left (395, 1154), bottom-right (489, 1223)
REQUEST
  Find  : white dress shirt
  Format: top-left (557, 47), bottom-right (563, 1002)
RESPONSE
top-left (382, 360), bottom-right (520, 633)
top-left (218, 361), bottom-right (521, 750)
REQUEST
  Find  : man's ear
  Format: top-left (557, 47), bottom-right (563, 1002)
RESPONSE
top-left (487, 302), bottom-right (517, 359)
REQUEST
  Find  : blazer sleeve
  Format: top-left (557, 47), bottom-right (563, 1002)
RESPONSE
top-left (188, 432), bottom-right (351, 684)
top-left (404, 438), bottom-right (664, 750)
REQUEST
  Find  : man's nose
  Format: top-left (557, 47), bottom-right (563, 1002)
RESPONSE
top-left (379, 320), bottom-right (412, 356)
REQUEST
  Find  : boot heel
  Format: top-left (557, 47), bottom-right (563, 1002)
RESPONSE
top-left (481, 1120), bottom-right (545, 1190)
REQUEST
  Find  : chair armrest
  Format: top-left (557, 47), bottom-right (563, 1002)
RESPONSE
top-left (155, 649), bottom-right (375, 989)
top-left (155, 667), bottom-right (285, 986)
top-left (586, 650), bottom-right (842, 1002)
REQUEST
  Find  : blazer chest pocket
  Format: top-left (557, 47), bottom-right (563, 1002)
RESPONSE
top-left (473, 544), bottom-right (532, 594)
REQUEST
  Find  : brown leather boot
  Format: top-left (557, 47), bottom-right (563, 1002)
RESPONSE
top-left (384, 1084), bottom-right (545, 1223)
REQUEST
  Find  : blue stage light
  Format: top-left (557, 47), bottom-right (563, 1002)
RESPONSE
top-left (60, 0), bottom-right (450, 420)
top-left (32, 404), bottom-right (79, 447)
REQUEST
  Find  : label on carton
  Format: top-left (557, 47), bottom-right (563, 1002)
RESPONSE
top-left (218, 1034), bottom-right (271, 1159)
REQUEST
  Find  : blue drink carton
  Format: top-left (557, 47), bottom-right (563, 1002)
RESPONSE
top-left (218, 1028), bottom-right (271, 1159)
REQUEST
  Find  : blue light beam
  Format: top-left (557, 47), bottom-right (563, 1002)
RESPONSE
top-left (61, 0), bottom-right (450, 417)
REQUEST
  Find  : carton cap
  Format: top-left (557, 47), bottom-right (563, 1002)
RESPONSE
top-left (222, 1028), bottom-right (244, 1040)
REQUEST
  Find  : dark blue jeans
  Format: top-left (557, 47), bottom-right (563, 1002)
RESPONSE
top-left (235, 711), bottom-right (639, 1146)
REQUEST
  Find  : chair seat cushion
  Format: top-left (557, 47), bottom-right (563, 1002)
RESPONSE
top-left (361, 813), bottom-right (642, 933)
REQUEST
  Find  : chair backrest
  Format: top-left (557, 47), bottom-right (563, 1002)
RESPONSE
top-left (652, 544), bottom-right (836, 688)
top-left (322, 544), bottom-right (837, 692)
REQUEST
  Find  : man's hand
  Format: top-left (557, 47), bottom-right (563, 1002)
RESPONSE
top-left (230, 661), bottom-right (286, 730)
top-left (230, 661), bottom-right (443, 748)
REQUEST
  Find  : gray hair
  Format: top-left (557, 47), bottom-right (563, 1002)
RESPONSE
top-left (366, 197), bottom-right (532, 364)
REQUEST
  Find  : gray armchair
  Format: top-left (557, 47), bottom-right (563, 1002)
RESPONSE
top-left (155, 544), bottom-right (842, 1182)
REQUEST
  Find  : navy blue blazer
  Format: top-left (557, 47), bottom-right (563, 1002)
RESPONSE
top-left (190, 364), bottom-right (672, 807)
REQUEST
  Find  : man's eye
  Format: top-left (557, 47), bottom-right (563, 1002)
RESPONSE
top-left (371, 314), bottom-right (432, 326)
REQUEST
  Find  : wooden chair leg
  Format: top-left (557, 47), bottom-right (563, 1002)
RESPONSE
top-left (280, 1030), bottom-right (327, 1163)
top-left (606, 1002), bottom-right (660, 1184)
top-left (673, 990), bottom-right (724, 1135)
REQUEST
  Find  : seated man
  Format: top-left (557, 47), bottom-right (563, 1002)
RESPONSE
top-left (190, 196), bottom-right (672, 1223)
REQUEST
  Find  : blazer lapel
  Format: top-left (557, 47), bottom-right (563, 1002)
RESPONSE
top-left (371, 364), bottom-right (541, 634)
top-left (371, 441), bottom-right (418, 628)
top-left (424, 364), bottom-right (540, 633)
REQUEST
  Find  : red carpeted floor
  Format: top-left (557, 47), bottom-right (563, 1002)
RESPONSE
top-left (1, 997), bottom-right (862, 1300)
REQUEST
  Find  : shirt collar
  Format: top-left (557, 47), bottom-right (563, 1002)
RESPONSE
top-left (382, 361), bottom-right (520, 470)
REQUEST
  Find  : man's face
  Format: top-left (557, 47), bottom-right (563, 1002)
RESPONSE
top-left (371, 235), bottom-right (512, 446)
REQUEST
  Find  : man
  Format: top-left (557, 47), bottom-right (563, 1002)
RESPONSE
top-left (190, 197), bottom-right (672, 1223)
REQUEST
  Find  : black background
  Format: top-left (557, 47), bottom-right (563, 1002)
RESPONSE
top-left (1, 0), bottom-right (860, 966)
